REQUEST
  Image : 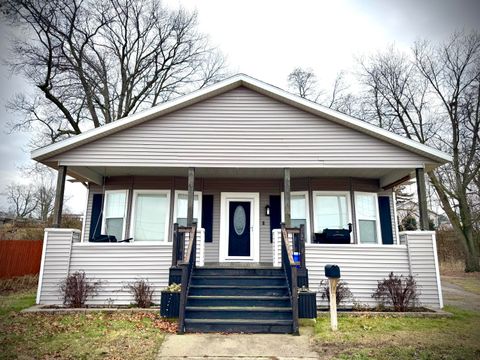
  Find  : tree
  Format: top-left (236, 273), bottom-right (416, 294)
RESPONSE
top-left (287, 68), bottom-right (360, 116)
top-left (287, 67), bottom-right (319, 101)
top-left (22, 164), bottom-right (56, 221)
top-left (360, 32), bottom-right (480, 271)
top-left (5, 183), bottom-right (38, 218)
top-left (2, 0), bottom-right (226, 145)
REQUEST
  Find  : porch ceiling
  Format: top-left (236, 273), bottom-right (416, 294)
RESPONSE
top-left (66, 165), bottom-right (417, 189)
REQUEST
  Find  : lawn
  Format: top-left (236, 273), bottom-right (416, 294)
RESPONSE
top-left (0, 277), bottom-right (173, 360)
top-left (312, 271), bottom-right (480, 360)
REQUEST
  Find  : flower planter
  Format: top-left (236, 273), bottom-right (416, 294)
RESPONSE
top-left (298, 291), bottom-right (317, 318)
top-left (160, 291), bottom-right (180, 318)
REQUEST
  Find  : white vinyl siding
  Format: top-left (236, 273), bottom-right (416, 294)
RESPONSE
top-left (355, 192), bottom-right (382, 244)
top-left (130, 190), bottom-right (170, 242)
top-left (102, 190), bottom-right (128, 241)
top-left (52, 87), bottom-right (433, 168)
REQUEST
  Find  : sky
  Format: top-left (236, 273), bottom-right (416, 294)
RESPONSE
top-left (0, 0), bottom-right (479, 215)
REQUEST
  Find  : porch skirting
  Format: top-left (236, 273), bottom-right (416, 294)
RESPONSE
top-left (36, 229), bottom-right (442, 309)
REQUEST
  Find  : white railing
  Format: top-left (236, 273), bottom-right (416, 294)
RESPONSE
top-left (272, 229), bottom-right (293, 267)
top-left (184, 227), bottom-right (205, 267)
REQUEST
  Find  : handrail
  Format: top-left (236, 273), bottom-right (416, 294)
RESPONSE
top-left (281, 223), bottom-right (300, 335)
top-left (177, 223), bottom-right (197, 334)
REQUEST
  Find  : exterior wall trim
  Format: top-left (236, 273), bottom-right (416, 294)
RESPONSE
top-left (36, 230), bottom-right (49, 304)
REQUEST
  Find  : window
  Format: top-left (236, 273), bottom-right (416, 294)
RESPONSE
top-left (313, 191), bottom-right (351, 233)
top-left (355, 192), bottom-right (382, 244)
top-left (174, 191), bottom-right (202, 227)
top-left (131, 190), bottom-right (170, 242)
top-left (102, 190), bottom-right (128, 241)
top-left (281, 191), bottom-right (310, 241)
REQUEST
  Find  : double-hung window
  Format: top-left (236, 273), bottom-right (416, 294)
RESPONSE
top-left (281, 191), bottom-right (310, 241)
top-left (102, 190), bottom-right (128, 241)
top-left (312, 191), bottom-right (351, 234)
top-left (174, 191), bottom-right (202, 227)
top-left (354, 192), bottom-right (382, 244)
top-left (131, 190), bottom-right (170, 242)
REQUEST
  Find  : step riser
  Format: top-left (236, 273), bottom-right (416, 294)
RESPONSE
top-left (185, 323), bottom-right (293, 334)
top-left (195, 269), bottom-right (283, 277)
top-left (191, 278), bottom-right (286, 286)
top-left (186, 310), bottom-right (292, 320)
top-left (187, 298), bottom-right (291, 307)
top-left (189, 288), bottom-right (289, 296)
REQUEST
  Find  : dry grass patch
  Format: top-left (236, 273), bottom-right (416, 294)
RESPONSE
top-left (0, 290), bottom-right (174, 360)
top-left (313, 306), bottom-right (480, 359)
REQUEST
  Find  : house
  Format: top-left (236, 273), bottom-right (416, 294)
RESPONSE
top-left (32, 74), bottom-right (449, 334)
top-left (397, 199), bottom-right (450, 229)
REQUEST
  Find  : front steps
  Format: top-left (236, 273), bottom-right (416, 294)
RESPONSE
top-left (184, 267), bottom-right (293, 333)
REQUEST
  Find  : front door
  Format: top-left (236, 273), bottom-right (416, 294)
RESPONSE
top-left (228, 201), bottom-right (251, 256)
top-left (220, 192), bottom-right (259, 262)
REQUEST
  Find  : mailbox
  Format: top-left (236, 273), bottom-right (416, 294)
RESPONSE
top-left (324, 264), bottom-right (340, 279)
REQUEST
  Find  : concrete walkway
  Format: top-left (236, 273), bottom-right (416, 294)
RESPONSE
top-left (157, 331), bottom-right (319, 359)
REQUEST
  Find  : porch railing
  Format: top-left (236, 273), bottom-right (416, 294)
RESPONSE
top-left (176, 224), bottom-right (197, 334)
top-left (281, 223), bottom-right (300, 335)
top-left (172, 224), bottom-right (204, 267)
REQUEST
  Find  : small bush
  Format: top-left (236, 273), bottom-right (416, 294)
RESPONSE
top-left (60, 271), bottom-right (100, 308)
top-left (164, 283), bottom-right (181, 292)
top-left (128, 279), bottom-right (154, 308)
top-left (319, 279), bottom-right (353, 306)
top-left (372, 272), bottom-right (418, 311)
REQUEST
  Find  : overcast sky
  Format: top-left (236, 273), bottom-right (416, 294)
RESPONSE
top-left (0, 0), bottom-right (479, 214)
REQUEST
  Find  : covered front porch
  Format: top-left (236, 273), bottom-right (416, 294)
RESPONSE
top-left (51, 164), bottom-right (433, 264)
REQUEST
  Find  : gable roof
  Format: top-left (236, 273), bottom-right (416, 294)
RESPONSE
top-left (31, 74), bottom-right (451, 164)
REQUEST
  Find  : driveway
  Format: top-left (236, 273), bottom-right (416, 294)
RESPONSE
top-left (441, 273), bottom-right (480, 311)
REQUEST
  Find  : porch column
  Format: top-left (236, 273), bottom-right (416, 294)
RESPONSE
top-left (187, 167), bottom-right (195, 226)
top-left (52, 165), bottom-right (67, 228)
top-left (415, 168), bottom-right (429, 230)
top-left (284, 168), bottom-right (291, 227)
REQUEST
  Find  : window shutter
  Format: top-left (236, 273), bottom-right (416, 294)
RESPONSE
top-left (378, 196), bottom-right (394, 245)
top-left (89, 193), bottom-right (104, 241)
top-left (202, 195), bottom-right (214, 243)
top-left (269, 195), bottom-right (282, 242)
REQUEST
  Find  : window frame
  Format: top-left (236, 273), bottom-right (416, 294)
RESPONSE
top-left (173, 190), bottom-right (203, 228)
top-left (101, 189), bottom-right (129, 241)
top-left (312, 190), bottom-right (353, 242)
top-left (354, 191), bottom-right (382, 245)
top-left (280, 191), bottom-right (311, 243)
top-left (129, 189), bottom-right (171, 243)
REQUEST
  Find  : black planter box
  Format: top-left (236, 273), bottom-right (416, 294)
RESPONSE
top-left (160, 291), bottom-right (180, 318)
top-left (298, 291), bottom-right (317, 318)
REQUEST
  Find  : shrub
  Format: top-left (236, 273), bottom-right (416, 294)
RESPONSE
top-left (372, 272), bottom-right (418, 311)
top-left (60, 271), bottom-right (100, 308)
top-left (319, 279), bottom-right (353, 306)
top-left (401, 216), bottom-right (417, 231)
top-left (165, 283), bottom-right (181, 292)
top-left (128, 279), bottom-right (154, 308)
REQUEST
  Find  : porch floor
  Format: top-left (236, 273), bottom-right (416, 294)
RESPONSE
top-left (202, 262), bottom-right (275, 268)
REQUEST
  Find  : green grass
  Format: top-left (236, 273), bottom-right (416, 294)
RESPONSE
top-left (313, 306), bottom-right (480, 359)
top-left (0, 289), bottom-right (173, 360)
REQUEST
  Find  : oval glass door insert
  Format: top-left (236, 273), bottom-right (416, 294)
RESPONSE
top-left (233, 205), bottom-right (246, 235)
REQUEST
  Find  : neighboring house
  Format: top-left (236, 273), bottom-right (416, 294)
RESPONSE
top-left (32, 74), bottom-right (450, 334)
top-left (397, 200), bottom-right (451, 229)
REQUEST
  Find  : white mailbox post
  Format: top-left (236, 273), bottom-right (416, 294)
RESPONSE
top-left (324, 264), bottom-right (341, 331)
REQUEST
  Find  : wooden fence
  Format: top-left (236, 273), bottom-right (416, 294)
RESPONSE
top-left (0, 240), bottom-right (43, 279)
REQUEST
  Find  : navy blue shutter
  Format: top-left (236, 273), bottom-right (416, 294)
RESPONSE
top-left (269, 195), bottom-right (282, 242)
top-left (378, 196), bottom-right (394, 245)
top-left (202, 195), bottom-right (214, 243)
top-left (89, 193), bottom-right (104, 241)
